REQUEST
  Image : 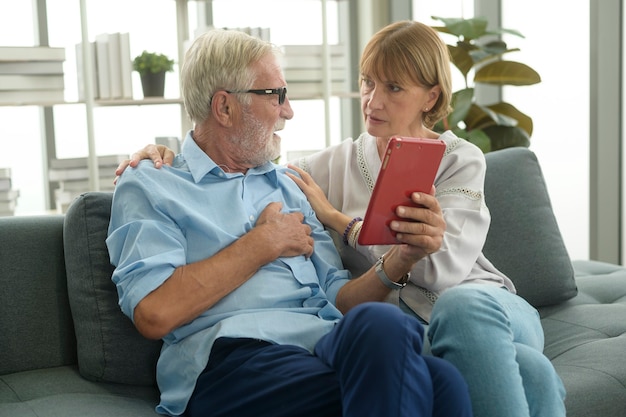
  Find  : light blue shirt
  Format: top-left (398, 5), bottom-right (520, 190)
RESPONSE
top-left (106, 131), bottom-right (350, 416)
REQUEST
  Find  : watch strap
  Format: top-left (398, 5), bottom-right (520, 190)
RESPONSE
top-left (375, 255), bottom-right (409, 290)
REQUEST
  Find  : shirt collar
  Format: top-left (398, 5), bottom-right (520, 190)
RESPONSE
top-left (181, 130), bottom-right (278, 185)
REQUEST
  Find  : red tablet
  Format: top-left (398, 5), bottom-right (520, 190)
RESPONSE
top-left (358, 136), bottom-right (446, 245)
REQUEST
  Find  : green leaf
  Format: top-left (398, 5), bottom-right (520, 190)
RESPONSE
top-left (470, 47), bottom-right (521, 66)
top-left (486, 102), bottom-right (533, 136)
top-left (448, 88), bottom-right (474, 126)
top-left (448, 44), bottom-right (474, 79)
top-left (464, 103), bottom-right (498, 130)
top-left (430, 16), bottom-right (540, 151)
top-left (431, 16), bottom-right (488, 41)
top-left (481, 40), bottom-right (509, 55)
top-left (464, 128), bottom-right (492, 152)
top-left (474, 61), bottom-right (541, 86)
top-left (483, 125), bottom-right (530, 151)
top-left (486, 28), bottom-right (526, 39)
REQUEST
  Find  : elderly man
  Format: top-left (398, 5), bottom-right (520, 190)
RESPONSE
top-left (106, 29), bottom-right (471, 417)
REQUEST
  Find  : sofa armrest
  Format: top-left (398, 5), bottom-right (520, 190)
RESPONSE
top-left (0, 215), bottom-right (76, 375)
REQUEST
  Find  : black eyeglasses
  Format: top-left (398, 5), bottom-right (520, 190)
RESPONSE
top-left (226, 87), bottom-right (287, 105)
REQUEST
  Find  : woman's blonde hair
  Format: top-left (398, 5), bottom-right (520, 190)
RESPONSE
top-left (180, 29), bottom-right (279, 124)
top-left (360, 20), bottom-right (453, 129)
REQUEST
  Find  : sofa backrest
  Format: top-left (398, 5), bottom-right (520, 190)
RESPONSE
top-left (483, 147), bottom-right (578, 307)
top-left (0, 215), bottom-right (76, 375)
top-left (64, 192), bottom-right (161, 387)
top-left (56, 146), bottom-right (577, 387)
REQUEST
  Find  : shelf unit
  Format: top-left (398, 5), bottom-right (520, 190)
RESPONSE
top-left (77, 0), bottom-right (194, 192)
top-left (9, 0), bottom-right (370, 210)
top-left (76, 0), bottom-right (360, 193)
top-left (194, 0), bottom-right (358, 147)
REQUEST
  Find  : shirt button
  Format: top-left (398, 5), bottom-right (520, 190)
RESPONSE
top-left (249, 215), bottom-right (255, 222)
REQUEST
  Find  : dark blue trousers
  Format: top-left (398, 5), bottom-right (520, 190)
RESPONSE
top-left (186, 302), bottom-right (472, 417)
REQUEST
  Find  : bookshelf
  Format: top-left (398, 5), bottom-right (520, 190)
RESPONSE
top-left (202, 0), bottom-right (357, 149)
top-left (76, 0), bottom-right (194, 194)
top-left (3, 0), bottom-right (360, 212)
top-left (75, 0), bottom-right (356, 195)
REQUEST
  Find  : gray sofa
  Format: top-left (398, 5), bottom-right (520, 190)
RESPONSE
top-left (1, 147), bottom-right (625, 417)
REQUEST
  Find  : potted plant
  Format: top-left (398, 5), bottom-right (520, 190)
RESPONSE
top-left (132, 50), bottom-right (175, 98)
top-left (431, 16), bottom-right (541, 152)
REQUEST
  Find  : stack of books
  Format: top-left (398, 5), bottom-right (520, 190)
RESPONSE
top-left (227, 26), bottom-right (271, 41)
top-left (49, 154), bottom-right (127, 213)
top-left (0, 46), bottom-right (66, 105)
top-left (0, 168), bottom-right (19, 216)
top-left (76, 32), bottom-right (132, 100)
top-left (280, 44), bottom-right (350, 98)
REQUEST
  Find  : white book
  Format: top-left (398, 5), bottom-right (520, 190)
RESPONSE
top-left (249, 27), bottom-right (261, 39)
top-left (104, 32), bottom-right (123, 99)
top-left (119, 32), bottom-right (133, 99)
top-left (95, 34), bottom-right (111, 99)
top-left (0, 178), bottom-right (11, 191)
top-left (281, 44), bottom-right (345, 56)
top-left (49, 154), bottom-right (128, 182)
top-left (0, 46), bottom-right (65, 62)
top-left (50, 154), bottom-right (128, 169)
top-left (0, 74), bottom-right (64, 91)
top-left (0, 167), bottom-right (10, 178)
top-left (56, 178), bottom-right (116, 192)
top-left (0, 60), bottom-right (64, 75)
top-left (75, 42), bottom-right (99, 100)
top-left (284, 68), bottom-right (346, 83)
top-left (280, 44), bottom-right (346, 70)
top-left (49, 168), bottom-right (94, 182)
top-left (280, 54), bottom-right (346, 70)
top-left (287, 81), bottom-right (348, 98)
top-left (0, 189), bottom-right (19, 201)
top-left (0, 89), bottom-right (65, 105)
top-left (260, 27), bottom-right (271, 42)
top-left (0, 200), bottom-right (16, 212)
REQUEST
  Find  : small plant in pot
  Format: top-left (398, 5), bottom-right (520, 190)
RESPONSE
top-left (132, 50), bottom-right (175, 98)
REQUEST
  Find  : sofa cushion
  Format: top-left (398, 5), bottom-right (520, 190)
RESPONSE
top-left (0, 365), bottom-right (159, 416)
top-left (483, 147), bottom-right (577, 306)
top-left (539, 259), bottom-right (626, 417)
top-left (0, 215), bottom-right (76, 375)
top-left (64, 192), bottom-right (161, 386)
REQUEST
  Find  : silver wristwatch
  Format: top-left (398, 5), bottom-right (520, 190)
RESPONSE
top-left (375, 255), bottom-right (410, 290)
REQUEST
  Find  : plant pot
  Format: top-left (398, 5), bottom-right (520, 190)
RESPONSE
top-left (140, 71), bottom-right (166, 97)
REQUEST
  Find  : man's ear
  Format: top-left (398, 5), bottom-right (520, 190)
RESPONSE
top-left (211, 91), bottom-right (234, 127)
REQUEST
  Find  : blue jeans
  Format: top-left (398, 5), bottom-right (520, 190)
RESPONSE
top-left (423, 284), bottom-right (566, 417)
top-left (187, 302), bottom-right (473, 417)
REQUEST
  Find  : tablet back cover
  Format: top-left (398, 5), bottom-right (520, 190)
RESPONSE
top-left (358, 137), bottom-right (446, 245)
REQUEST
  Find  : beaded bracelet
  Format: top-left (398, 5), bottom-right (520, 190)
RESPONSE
top-left (348, 220), bottom-right (363, 249)
top-left (342, 217), bottom-right (363, 245)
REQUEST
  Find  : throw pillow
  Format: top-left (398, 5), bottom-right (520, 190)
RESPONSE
top-left (483, 147), bottom-right (578, 307)
top-left (64, 191), bottom-right (161, 386)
